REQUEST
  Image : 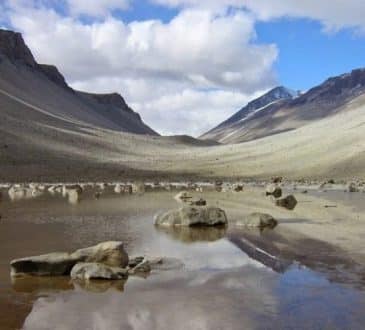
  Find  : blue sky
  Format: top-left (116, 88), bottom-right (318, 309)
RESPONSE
top-left (1, 0), bottom-right (365, 135)
top-left (256, 18), bottom-right (365, 91)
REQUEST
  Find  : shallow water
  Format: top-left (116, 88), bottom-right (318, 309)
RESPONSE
top-left (0, 189), bottom-right (365, 330)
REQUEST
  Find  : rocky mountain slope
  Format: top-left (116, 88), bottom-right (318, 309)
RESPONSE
top-left (201, 69), bottom-right (365, 144)
top-left (201, 86), bottom-right (298, 143)
top-left (0, 29), bottom-right (157, 136)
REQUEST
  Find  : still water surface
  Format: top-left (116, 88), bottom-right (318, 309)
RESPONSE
top-left (0, 189), bottom-right (364, 330)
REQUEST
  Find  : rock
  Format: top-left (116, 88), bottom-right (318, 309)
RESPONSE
top-left (132, 181), bottom-right (145, 194)
top-left (114, 184), bottom-right (122, 194)
top-left (10, 253), bottom-right (80, 277)
top-left (275, 195), bottom-right (297, 210)
top-left (215, 180), bottom-right (223, 192)
top-left (148, 257), bottom-right (184, 271)
top-left (236, 213), bottom-right (278, 229)
top-left (301, 190), bottom-right (308, 194)
top-left (67, 189), bottom-right (80, 204)
top-left (71, 241), bottom-right (129, 268)
top-left (128, 259), bottom-right (151, 274)
top-left (347, 182), bottom-right (359, 193)
top-left (10, 241), bottom-right (129, 277)
top-left (265, 184), bottom-right (282, 198)
top-left (70, 263), bottom-right (128, 280)
top-left (272, 177), bottom-right (283, 183)
top-left (233, 184), bottom-right (244, 192)
top-left (98, 183), bottom-right (107, 190)
top-left (189, 198), bottom-right (207, 206)
top-left (8, 186), bottom-right (32, 201)
top-left (128, 256), bottom-right (145, 268)
top-left (155, 206), bottom-right (228, 227)
top-left (174, 191), bottom-right (192, 203)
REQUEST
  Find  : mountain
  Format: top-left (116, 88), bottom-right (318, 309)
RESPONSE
top-left (1, 28), bottom-right (365, 181)
top-left (201, 86), bottom-right (298, 143)
top-left (201, 69), bottom-right (365, 144)
top-left (0, 29), bottom-right (157, 136)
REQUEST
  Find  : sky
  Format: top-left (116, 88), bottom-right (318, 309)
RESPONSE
top-left (1, 0), bottom-right (365, 136)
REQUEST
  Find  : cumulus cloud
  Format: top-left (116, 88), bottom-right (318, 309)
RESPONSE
top-left (67, 0), bottom-right (130, 17)
top-left (151, 0), bottom-right (365, 32)
top-left (5, 3), bottom-right (278, 136)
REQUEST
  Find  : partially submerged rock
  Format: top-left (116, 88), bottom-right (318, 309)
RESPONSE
top-left (236, 213), bottom-right (278, 229)
top-left (275, 195), bottom-right (297, 210)
top-left (71, 241), bottom-right (129, 268)
top-left (10, 253), bottom-right (80, 277)
top-left (189, 198), bottom-right (207, 206)
top-left (155, 206), bottom-right (228, 227)
top-left (265, 184), bottom-right (282, 198)
top-left (233, 184), bottom-right (244, 192)
top-left (114, 184), bottom-right (123, 194)
top-left (10, 241), bottom-right (128, 277)
top-left (70, 262), bottom-right (128, 280)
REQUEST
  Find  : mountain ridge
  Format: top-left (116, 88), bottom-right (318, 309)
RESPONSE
top-left (0, 28), bottom-right (158, 136)
top-left (201, 68), bottom-right (365, 144)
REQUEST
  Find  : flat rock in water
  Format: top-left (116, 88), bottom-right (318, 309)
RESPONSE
top-left (265, 184), bottom-right (282, 198)
top-left (155, 206), bottom-right (228, 227)
top-left (10, 241), bottom-right (129, 277)
top-left (275, 195), bottom-right (297, 210)
top-left (236, 213), bottom-right (278, 229)
top-left (70, 262), bottom-right (128, 280)
top-left (10, 252), bottom-right (80, 277)
top-left (189, 198), bottom-right (207, 206)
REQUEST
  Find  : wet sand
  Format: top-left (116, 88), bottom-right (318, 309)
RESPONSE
top-left (0, 187), bottom-right (365, 329)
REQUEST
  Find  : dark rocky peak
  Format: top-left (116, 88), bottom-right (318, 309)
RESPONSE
top-left (292, 68), bottom-right (365, 106)
top-left (38, 64), bottom-right (69, 90)
top-left (245, 86), bottom-right (297, 112)
top-left (220, 86), bottom-right (296, 127)
top-left (0, 29), bottom-right (37, 67)
top-left (86, 93), bottom-right (135, 114)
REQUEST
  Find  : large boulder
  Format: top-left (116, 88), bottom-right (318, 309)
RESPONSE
top-left (265, 184), bottom-right (282, 198)
top-left (10, 241), bottom-right (128, 277)
top-left (275, 195), bottom-right (297, 210)
top-left (10, 253), bottom-right (80, 277)
top-left (71, 241), bottom-right (129, 268)
top-left (155, 206), bottom-right (228, 227)
top-left (236, 213), bottom-right (278, 229)
top-left (70, 263), bottom-right (128, 280)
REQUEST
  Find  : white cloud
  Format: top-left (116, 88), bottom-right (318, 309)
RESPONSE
top-left (6, 4), bottom-right (278, 136)
top-left (151, 0), bottom-right (365, 32)
top-left (67, 0), bottom-right (130, 17)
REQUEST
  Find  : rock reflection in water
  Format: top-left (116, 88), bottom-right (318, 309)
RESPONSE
top-left (12, 276), bottom-right (127, 294)
top-left (155, 226), bottom-right (226, 243)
